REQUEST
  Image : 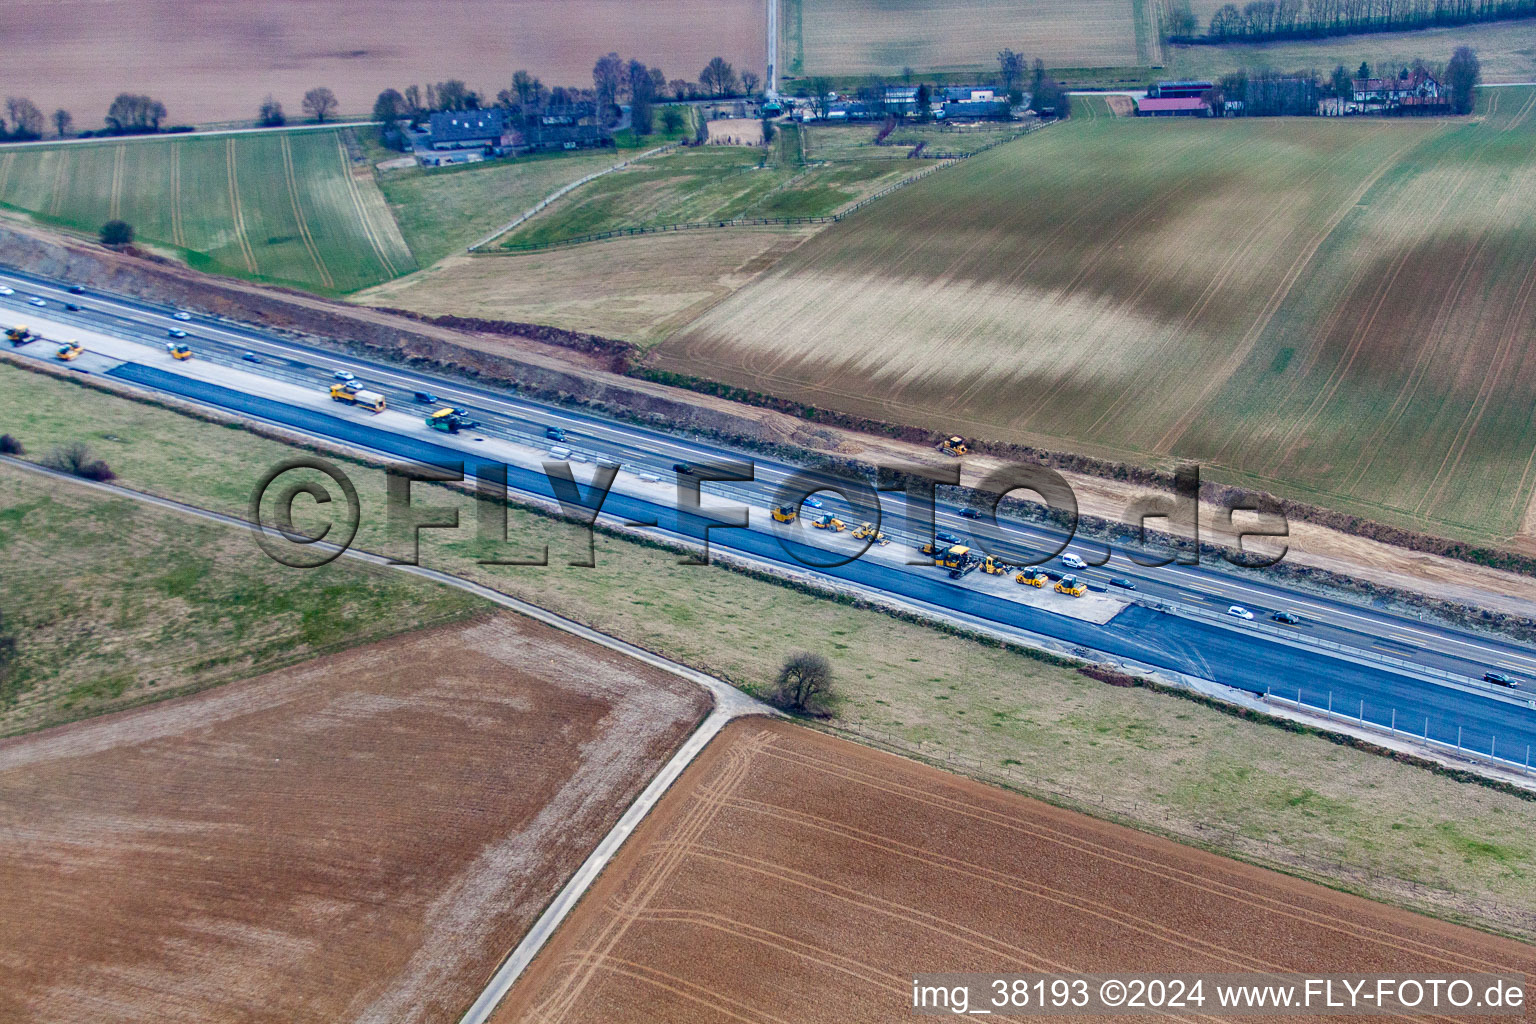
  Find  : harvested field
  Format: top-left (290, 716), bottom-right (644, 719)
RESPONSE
top-left (0, 129), bottom-right (415, 292)
top-left (788, 0), bottom-right (1145, 76)
top-left (660, 90), bottom-right (1536, 543)
top-left (496, 718), bottom-right (1536, 1023)
top-left (0, 0), bottom-right (765, 126)
top-left (355, 226), bottom-right (818, 346)
top-left (0, 613), bottom-right (710, 1024)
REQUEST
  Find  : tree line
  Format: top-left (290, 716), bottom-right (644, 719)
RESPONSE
top-left (794, 50), bottom-right (1072, 121)
top-left (1169, 0), bottom-right (1536, 43)
top-left (0, 93), bottom-right (182, 141)
top-left (369, 52), bottom-right (760, 146)
top-left (1202, 46), bottom-right (1480, 115)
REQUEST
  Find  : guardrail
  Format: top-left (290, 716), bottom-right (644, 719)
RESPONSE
top-left (472, 120), bottom-right (1055, 255)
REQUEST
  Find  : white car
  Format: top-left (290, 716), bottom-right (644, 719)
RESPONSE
top-left (332, 370), bottom-right (355, 382)
top-left (343, 380), bottom-right (363, 392)
top-left (804, 496), bottom-right (824, 509)
top-left (172, 311), bottom-right (193, 321)
top-left (28, 297), bottom-right (46, 307)
top-left (0, 286), bottom-right (13, 296)
top-left (1227, 605), bottom-right (1255, 620)
top-left (1061, 553), bottom-right (1086, 569)
top-left (167, 328), bottom-right (188, 339)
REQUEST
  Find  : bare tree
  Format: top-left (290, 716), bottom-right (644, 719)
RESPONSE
top-left (51, 108), bottom-right (72, 138)
top-left (5, 97), bottom-right (44, 139)
top-left (302, 86), bottom-right (338, 123)
top-left (771, 651), bottom-right (834, 714)
top-left (809, 76), bottom-right (834, 118)
top-left (998, 49), bottom-right (1026, 100)
top-left (669, 78), bottom-right (694, 101)
top-left (1447, 46), bottom-right (1480, 114)
top-left (403, 84), bottom-right (423, 117)
top-left (741, 70), bottom-right (761, 95)
top-left (104, 93), bottom-right (166, 134)
top-left (257, 95), bottom-right (285, 127)
top-left (593, 51), bottom-right (625, 125)
top-left (700, 56), bottom-right (738, 97)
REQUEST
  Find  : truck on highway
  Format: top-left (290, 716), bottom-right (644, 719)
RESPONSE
top-left (329, 383), bottom-right (386, 413)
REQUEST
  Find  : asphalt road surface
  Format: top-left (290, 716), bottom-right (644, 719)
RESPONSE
top-left (4, 269), bottom-right (1535, 764)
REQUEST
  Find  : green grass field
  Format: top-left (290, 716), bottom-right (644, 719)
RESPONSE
top-left (497, 128), bottom-right (941, 248)
top-left (660, 90), bottom-right (1536, 544)
top-left (0, 460), bottom-right (482, 736)
top-left (0, 129), bottom-right (416, 293)
top-left (3, 358), bottom-right (1533, 936)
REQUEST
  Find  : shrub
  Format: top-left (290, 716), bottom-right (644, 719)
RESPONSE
top-left (42, 441), bottom-right (115, 482)
top-left (99, 219), bottom-right (134, 246)
top-left (0, 434), bottom-right (22, 455)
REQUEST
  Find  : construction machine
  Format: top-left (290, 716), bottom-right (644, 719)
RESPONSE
top-left (850, 522), bottom-right (889, 544)
top-left (426, 407), bottom-right (477, 433)
top-left (979, 554), bottom-right (1010, 575)
top-left (7, 325), bottom-right (32, 345)
top-left (771, 504), bottom-right (799, 523)
top-left (937, 544), bottom-right (979, 576)
top-left (165, 342), bottom-right (192, 360)
top-left (329, 383), bottom-right (386, 413)
top-left (1016, 567), bottom-right (1047, 587)
top-left (56, 341), bottom-right (82, 361)
top-left (938, 435), bottom-right (969, 457)
top-left (1055, 574), bottom-right (1087, 597)
top-left (812, 514), bottom-right (847, 532)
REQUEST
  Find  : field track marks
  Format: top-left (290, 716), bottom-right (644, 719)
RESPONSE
top-left (762, 745), bottom-right (1525, 976)
top-left (1162, 129), bottom-right (1436, 460)
top-left (1259, 130), bottom-right (1475, 477)
top-left (1500, 87), bottom-right (1536, 132)
top-left (0, 152), bottom-right (14, 200)
top-left (1339, 180), bottom-right (1507, 491)
top-left (549, 954), bottom-right (789, 1024)
top-left (280, 136), bottom-right (334, 290)
top-left (224, 139), bottom-right (258, 272)
top-left (47, 150), bottom-right (68, 216)
top-left (677, 845), bottom-right (1206, 1024)
top-left (1419, 237), bottom-right (1536, 517)
top-left (335, 134), bottom-right (399, 278)
top-left (1083, 133), bottom-right (1355, 443)
top-left (169, 143), bottom-right (185, 248)
top-left (716, 795), bottom-right (1275, 975)
top-left (108, 144), bottom-right (124, 221)
top-left (532, 732), bottom-right (769, 1024)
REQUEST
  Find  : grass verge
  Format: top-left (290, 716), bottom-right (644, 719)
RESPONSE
top-left (0, 459), bottom-right (484, 735)
top-left (1, 358), bottom-right (1532, 938)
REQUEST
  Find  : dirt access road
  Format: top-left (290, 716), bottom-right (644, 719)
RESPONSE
top-left (497, 718), bottom-right (1536, 1023)
top-left (0, 614), bottom-right (709, 1024)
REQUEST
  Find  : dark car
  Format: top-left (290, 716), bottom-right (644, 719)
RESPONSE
top-left (413, 390), bottom-right (437, 404)
top-left (958, 507), bottom-right (981, 520)
top-left (64, 302), bottom-right (81, 311)
top-left (673, 462), bottom-right (695, 475)
top-left (936, 531), bottom-right (961, 546)
top-left (242, 352), bottom-right (262, 363)
top-left (1484, 672), bottom-right (1520, 688)
top-left (1109, 577), bottom-right (1136, 590)
top-left (546, 426), bottom-right (567, 442)
top-left (66, 284), bottom-right (85, 294)
top-left (1272, 611), bottom-right (1300, 625)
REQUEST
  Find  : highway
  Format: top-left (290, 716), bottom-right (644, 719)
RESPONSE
top-left (4, 267), bottom-right (1536, 765)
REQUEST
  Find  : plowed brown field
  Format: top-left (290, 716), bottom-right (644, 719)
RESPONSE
top-left (2, 0), bottom-right (765, 126)
top-left (0, 614), bottom-right (709, 1024)
top-left (496, 718), bottom-right (1536, 1023)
